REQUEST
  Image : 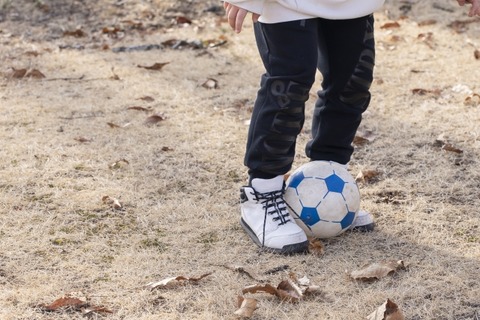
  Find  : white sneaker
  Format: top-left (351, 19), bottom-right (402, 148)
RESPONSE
top-left (349, 210), bottom-right (375, 232)
top-left (240, 176), bottom-right (309, 254)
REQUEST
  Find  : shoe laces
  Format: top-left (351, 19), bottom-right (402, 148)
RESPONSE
top-left (252, 189), bottom-right (291, 247)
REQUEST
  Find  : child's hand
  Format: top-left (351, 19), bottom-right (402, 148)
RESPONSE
top-left (458, 0), bottom-right (480, 16)
top-left (223, 2), bottom-right (260, 33)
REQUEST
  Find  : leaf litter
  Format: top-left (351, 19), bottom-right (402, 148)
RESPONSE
top-left (350, 260), bottom-right (407, 281)
top-left (38, 294), bottom-right (113, 316)
top-left (367, 299), bottom-right (405, 320)
top-left (145, 272), bottom-right (213, 290)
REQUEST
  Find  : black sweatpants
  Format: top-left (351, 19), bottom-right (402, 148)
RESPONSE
top-left (245, 15), bottom-right (375, 180)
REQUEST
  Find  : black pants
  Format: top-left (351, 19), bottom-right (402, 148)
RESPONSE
top-left (245, 15), bottom-right (375, 180)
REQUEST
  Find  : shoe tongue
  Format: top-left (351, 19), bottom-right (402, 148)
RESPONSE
top-left (251, 175), bottom-right (284, 193)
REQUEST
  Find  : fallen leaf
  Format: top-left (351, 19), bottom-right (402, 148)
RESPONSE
top-left (202, 37), bottom-right (228, 48)
top-left (464, 93), bottom-right (480, 106)
top-left (175, 16), bottom-right (192, 25)
top-left (234, 296), bottom-right (257, 318)
top-left (354, 129), bottom-right (376, 146)
top-left (144, 114), bottom-right (166, 125)
top-left (293, 275), bottom-right (322, 296)
top-left (350, 260), bottom-right (406, 281)
top-left (367, 299), bottom-right (405, 320)
top-left (202, 78), bottom-right (219, 89)
top-left (109, 159), bottom-right (129, 169)
top-left (434, 134), bottom-right (464, 154)
top-left (38, 295), bottom-right (112, 315)
top-left (107, 122), bottom-right (122, 128)
top-left (82, 306), bottom-right (114, 316)
top-left (308, 238), bottom-right (325, 256)
top-left (102, 26), bottom-right (124, 37)
top-left (417, 19), bottom-right (437, 26)
top-left (40, 297), bottom-right (86, 311)
top-left (412, 88), bottom-right (442, 97)
top-left (145, 272), bottom-right (212, 290)
top-left (380, 21), bottom-right (401, 29)
top-left (222, 264), bottom-right (264, 281)
top-left (74, 136), bottom-right (92, 143)
top-left (475, 50), bottom-right (480, 60)
top-left (138, 62), bottom-right (170, 71)
top-left (25, 69), bottom-right (46, 79)
top-left (441, 143), bottom-right (463, 154)
top-left (276, 279), bottom-right (302, 303)
top-left (127, 106), bottom-right (152, 112)
top-left (242, 283), bottom-right (279, 297)
top-left (137, 96), bottom-right (155, 102)
top-left (448, 19), bottom-right (476, 33)
top-left (10, 68), bottom-right (27, 79)
top-left (242, 275), bottom-right (323, 303)
top-left (417, 32), bottom-right (435, 48)
top-left (63, 29), bottom-right (87, 37)
top-left (102, 195), bottom-right (122, 210)
top-left (355, 169), bottom-right (382, 184)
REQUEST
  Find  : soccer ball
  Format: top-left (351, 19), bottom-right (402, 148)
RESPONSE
top-left (284, 161), bottom-right (360, 239)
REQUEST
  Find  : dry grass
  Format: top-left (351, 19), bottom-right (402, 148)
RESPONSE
top-left (0, 0), bottom-right (479, 319)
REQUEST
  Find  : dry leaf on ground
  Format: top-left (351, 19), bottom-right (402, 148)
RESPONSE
top-left (353, 129), bottom-right (377, 146)
top-left (38, 296), bottom-right (112, 315)
top-left (234, 296), bottom-right (257, 318)
top-left (464, 93), bottom-right (480, 106)
top-left (276, 279), bottom-right (303, 302)
top-left (242, 274), bottom-right (322, 303)
top-left (356, 169), bottom-right (382, 184)
top-left (289, 273), bottom-right (323, 296)
top-left (145, 272), bottom-right (212, 290)
top-left (222, 264), bottom-right (264, 281)
top-left (127, 105), bottom-right (153, 112)
top-left (411, 88), bottom-right (442, 97)
top-left (380, 21), bottom-right (401, 29)
top-left (242, 283), bottom-right (282, 299)
top-left (109, 159), bottom-right (129, 169)
top-left (63, 29), bottom-right (87, 37)
top-left (107, 122), bottom-right (131, 128)
top-left (367, 299), bottom-right (405, 320)
top-left (137, 62), bottom-right (170, 71)
top-left (107, 122), bottom-right (122, 128)
top-left (26, 69), bottom-right (46, 79)
top-left (102, 195), bottom-right (122, 210)
top-left (434, 134), bottom-right (464, 154)
top-left (39, 297), bottom-right (87, 311)
top-left (10, 68), bottom-right (28, 79)
top-left (201, 78), bottom-right (219, 89)
top-left (74, 136), bottom-right (92, 143)
top-left (137, 96), bottom-right (155, 102)
top-left (350, 260), bottom-right (406, 281)
top-left (83, 306), bottom-right (114, 316)
top-left (308, 238), bottom-right (325, 256)
top-left (144, 114), bottom-right (166, 125)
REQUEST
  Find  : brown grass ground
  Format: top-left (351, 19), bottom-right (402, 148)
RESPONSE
top-left (0, 0), bottom-right (479, 319)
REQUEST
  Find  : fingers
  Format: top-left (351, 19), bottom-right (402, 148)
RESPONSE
top-left (224, 2), bottom-right (250, 33)
top-left (234, 9), bottom-right (248, 33)
top-left (469, 0), bottom-right (480, 16)
top-left (458, 0), bottom-right (480, 16)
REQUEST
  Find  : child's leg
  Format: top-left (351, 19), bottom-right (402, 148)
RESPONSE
top-left (306, 15), bottom-right (375, 164)
top-left (245, 19), bottom-right (319, 181)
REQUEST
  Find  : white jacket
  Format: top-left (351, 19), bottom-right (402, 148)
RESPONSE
top-left (226, 0), bottom-right (385, 23)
